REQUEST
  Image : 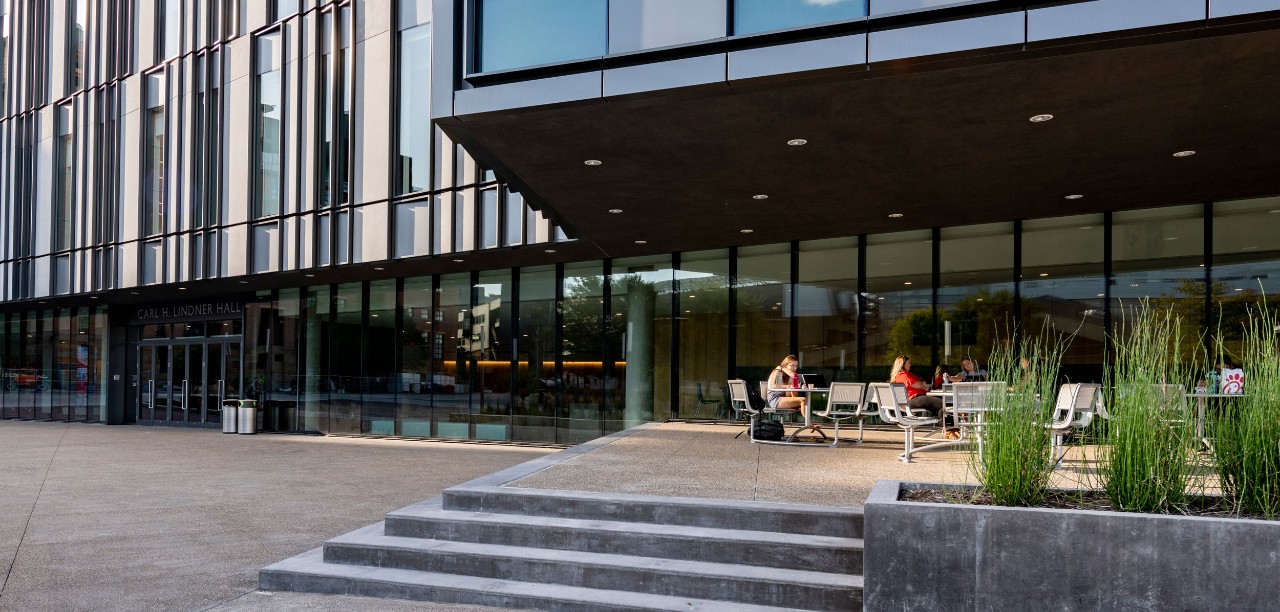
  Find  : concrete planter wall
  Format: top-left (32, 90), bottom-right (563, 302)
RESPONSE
top-left (864, 480), bottom-right (1280, 611)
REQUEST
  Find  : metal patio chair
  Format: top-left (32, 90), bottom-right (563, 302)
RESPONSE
top-left (813, 382), bottom-right (869, 443)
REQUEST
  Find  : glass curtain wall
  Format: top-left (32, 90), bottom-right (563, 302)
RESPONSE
top-left (474, 0), bottom-right (607, 72)
top-left (301, 285), bottom-right (331, 431)
top-left (436, 273), bottom-right (472, 438)
top-left (55, 105), bottom-right (73, 251)
top-left (561, 261), bottom-right (606, 443)
top-left (397, 21), bottom-right (431, 194)
top-left (737, 244), bottom-right (790, 398)
top-left (610, 255), bottom-right (672, 431)
top-left (1021, 214), bottom-right (1106, 380)
top-left (363, 280), bottom-right (397, 434)
top-left (938, 223), bottom-right (1014, 372)
top-left (272, 288), bottom-right (302, 431)
top-left (143, 72), bottom-right (165, 236)
top-left (471, 270), bottom-right (512, 439)
top-left (1111, 205), bottom-right (1205, 357)
top-left (734, 0), bottom-right (866, 35)
top-left (515, 266), bottom-right (556, 442)
top-left (1211, 197), bottom-right (1280, 361)
top-left (677, 250), bottom-right (729, 419)
top-left (330, 282), bottom-right (362, 432)
top-left (399, 276), bottom-right (435, 436)
top-left (798, 237), bottom-right (859, 383)
top-left (864, 229), bottom-right (933, 380)
top-left (255, 32), bottom-right (281, 218)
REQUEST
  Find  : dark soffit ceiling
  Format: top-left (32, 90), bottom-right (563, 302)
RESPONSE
top-left (440, 23), bottom-right (1280, 260)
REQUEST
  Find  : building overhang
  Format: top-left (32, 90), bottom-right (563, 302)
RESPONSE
top-left (440, 19), bottom-right (1280, 258)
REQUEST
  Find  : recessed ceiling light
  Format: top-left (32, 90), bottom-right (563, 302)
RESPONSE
top-left (374, 267), bottom-right (384, 271)
top-left (1163, 237), bottom-right (1178, 241)
top-left (239, 280), bottom-right (248, 284)
top-left (130, 291), bottom-right (139, 295)
top-left (787, 139), bottom-right (807, 146)
top-left (1097, 293), bottom-right (1105, 297)
top-left (888, 213), bottom-right (904, 218)
top-left (584, 159), bottom-right (603, 166)
top-left (1039, 273), bottom-right (1049, 277)
top-left (1079, 226), bottom-right (1093, 230)
top-left (634, 240), bottom-right (647, 245)
top-left (740, 229), bottom-right (753, 234)
top-left (90, 296), bottom-right (98, 299)
top-left (1029, 114), bottom-right (1054, 123)
top-left (753, 195), bottom-right (769, 200)
top-left (608, 209), bottom-right (623, 214)
top-left (178, 287), bottom-right (187, 291)
top-left (305, 274), bottom-right (315, 277)
top-left (976, 298), bottom-right (984, 302)
top-left (1172, 150), bottom-right (1196, 157)
top-left (1065, 194), bottom-right (1084, 200)
top-left (544, 249), bottom-right (556, 253)
top-left (453, 259), bottom-right (464, 263)
top-left (904, 281), bottom-right (913, 285)
top-left (1235, 288), bottom-right (1244, 291)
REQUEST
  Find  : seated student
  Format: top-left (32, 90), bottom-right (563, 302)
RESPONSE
top-left (889, 355), bottom-right (944, 418)
top-left (766, 355), bottom-right (809, 422)
top-left (953, 356), bottom-right (987, 382)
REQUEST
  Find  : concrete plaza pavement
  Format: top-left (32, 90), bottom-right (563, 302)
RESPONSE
top-left (0, 420), bottom-right (554, 611)
top-left (2, 418), bottom-right (995, 611)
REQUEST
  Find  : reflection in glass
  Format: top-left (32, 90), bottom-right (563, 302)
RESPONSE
top-left (398, 23), bottom-right (431, 194)
top-left (864, 230), bottom-right (932, 380)
top-left (56, 130), bottom-right (74, 250)
top-left (363, 281), bottom-right (397, 434)
top-left (1021, 215), bottom-right (1106, 380)
top-left (798, 238), bottom-right (859, 382)
top-left (562, 261), bottom-right (606, 443)
top-left (1212, 197), bottom-right (1280, 361)
top-left (515, 266), bottom-right (556, 442)
top-left (938, 223), bottom-right (1014, 371)
top-left (329, 283), bottom-right (363, 433)
top-left (437, 273), bottom-right (472, 438)
top-left (737, 244), bottom-right (790, 395)
top-left (608, 0), bottom-right (725, 54)
top-left (480, 188), bottom-right (498, 249)
top-left (145, 107), bottom-right (165, 236)
top-left (472, 270), bottom-right (512, 440)
top-left (399, 277), bottom-right (435, 437)
top-left (301, 285), bottom-right (330, 431)
top-left (610, 255), bottom-right (671, 430)
top-left (735, 0), bottom-right (866, 36)
top-left (1112, 205), bottom-right (1205, 350)
top-left (256, 63), bottom-right (281, 217)
top-left (678, 250), bottom-right (729, 419)
top-left (476, 0), bottom-right (606, 72)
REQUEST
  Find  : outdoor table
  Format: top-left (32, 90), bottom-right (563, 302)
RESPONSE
top-left (768, 386), bottom-right (831, 445)
top-left (1185, 391), bottom-right (1244, 451)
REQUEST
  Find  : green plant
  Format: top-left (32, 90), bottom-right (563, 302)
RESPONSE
top-left (1100, 301), bottom-right (1196, 513)
top-left (1211, 297), bottom-right (1280, 519)
top-left (969, 323), bottom-right (1070, 506)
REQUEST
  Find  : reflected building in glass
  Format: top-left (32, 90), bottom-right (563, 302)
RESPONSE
top-left (1, 0), bottom-right (1279, 444)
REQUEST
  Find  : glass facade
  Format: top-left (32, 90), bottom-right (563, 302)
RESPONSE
top-left (735, 0), bottom-right (867, 36)
top-left (475, 0), bottom-right (607, 72)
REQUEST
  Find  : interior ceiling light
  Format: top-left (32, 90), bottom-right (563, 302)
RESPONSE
top-left (1172, 150), bottom-right (1196, 157)
top-left (608, 209), bottom-right (623, 214)
top-left (1039, 273), bottom-right (1049, 277)
top-left (584, 159), bottom-right (603, 166)
top-left (1065, 194), bottom-right (1084, 200)
top-left (544, 249), bottom-right (556, 253)
top-left (787, 139), bottom-right (808, 146)
top-left (888, 213), bottom-right (904, 218)
top-left (305, 273), bottom-right (315, 277)
top-left (453, 259), bottom-right (465, 263)
top-left (753, 194), bottom-right (769, 200)
top-left (1029, 114), bottom-right (1054, 122)
top-left (239, 280), bottom-right (249, 284)
top-left (374, 267), bottom-right (384, 271)
top-left (904, 281), bottom-right (913, 285)
top-left (634, 240), bottom-right (647, 245)
top-left (740, 229), bottom-right (754, 234)
top-left (178, 287), bottom-right (188, 291)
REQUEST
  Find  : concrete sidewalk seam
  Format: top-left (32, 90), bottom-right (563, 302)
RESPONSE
top-left (0, 422), bottom-right (69, 601)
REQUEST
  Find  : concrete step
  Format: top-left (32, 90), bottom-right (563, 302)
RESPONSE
top-left (384, 506), bottom-right (862, 574)
top-left (322, 528), bottom-right (861, 611)
top-left (444, 485), bottom-right (863, 538)
top-left (262, 546), bottom-right (812, 612)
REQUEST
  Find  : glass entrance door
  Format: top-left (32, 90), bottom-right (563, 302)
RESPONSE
top-left (137, 336), bottom-right (242, 425)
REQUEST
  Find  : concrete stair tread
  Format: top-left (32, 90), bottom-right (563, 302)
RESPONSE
top-left (327, 529), bottom-right (861, 589)
top-left (386, 506), bottom-right (863, 549)
top-left (459, 485), bottom-right (862, 517)
top-left (264, 547), bottom-right (829, 612)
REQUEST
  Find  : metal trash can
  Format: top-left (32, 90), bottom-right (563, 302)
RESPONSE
top-left (237, 400), bottom-right (258, 435)
top-left (222, 400), bottom-right (239, 433)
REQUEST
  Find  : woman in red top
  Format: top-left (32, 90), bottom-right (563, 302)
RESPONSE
top-left (889, 355), bottom-right (944, 417)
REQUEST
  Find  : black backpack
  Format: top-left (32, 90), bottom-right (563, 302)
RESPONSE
top-left (754, 420), bottom-right (785, 441)
top-left (744, 381), bottom-right (770, 411)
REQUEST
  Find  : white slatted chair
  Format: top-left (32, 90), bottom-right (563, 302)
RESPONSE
top-left (727, 379), bottom-right (759, 440)
top-left (1046, 382), bottom-right (1101, 466)
top-left (950, 381), bottom-right (1006, 458)
top-left (812, 382), bottom-right (868, 444)
top-left (871, 382), bottom-right (939, 463)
